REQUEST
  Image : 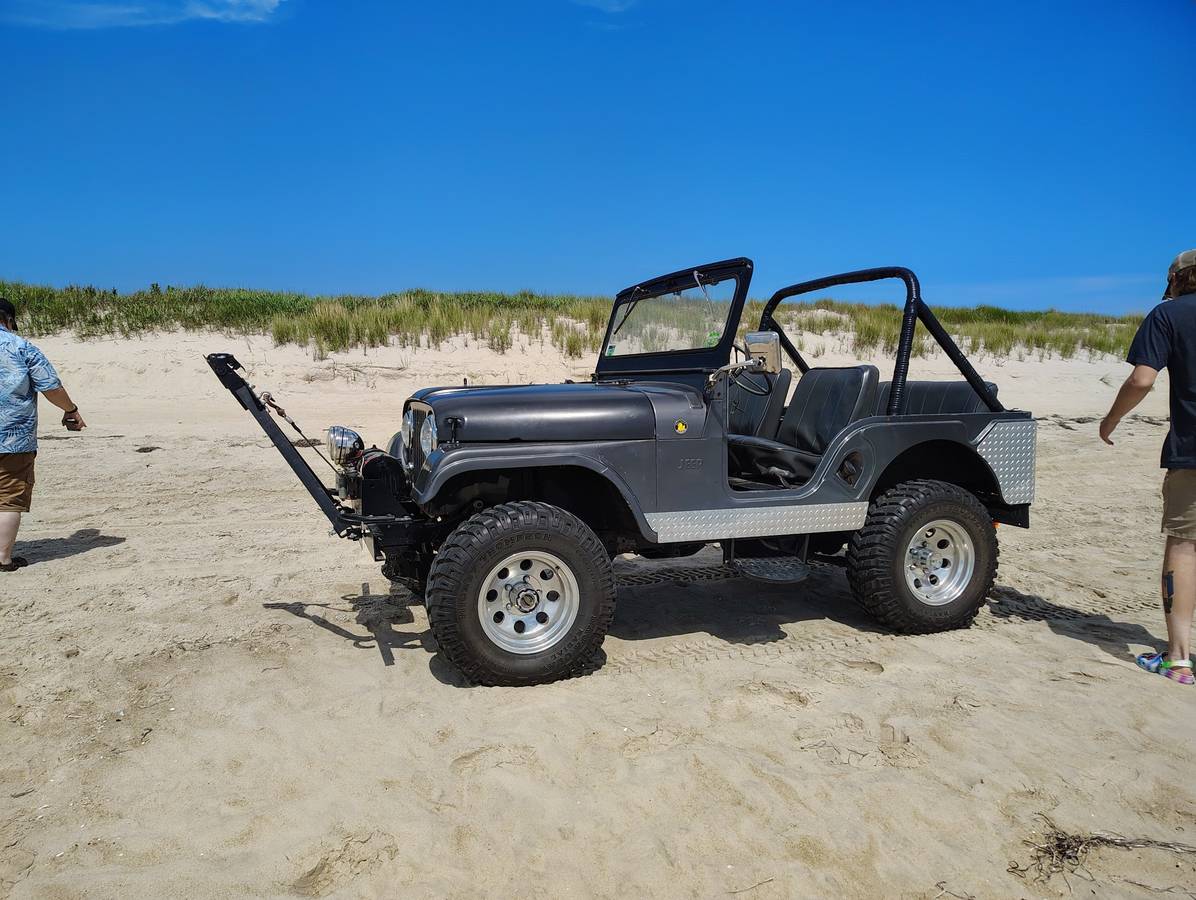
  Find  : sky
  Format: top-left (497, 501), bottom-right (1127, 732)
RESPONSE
top-left (1, 0), bottom-right (1193, 313)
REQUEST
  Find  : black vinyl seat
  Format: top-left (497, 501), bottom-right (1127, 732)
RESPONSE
top-left (726, 368), bottom-right (792, 439)
top-left (728, 365), bottom-right (880, 486)
top-left (874, 380), bottom-right (998, 415)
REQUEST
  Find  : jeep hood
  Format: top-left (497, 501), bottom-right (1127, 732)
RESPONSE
top-left (411, 383), bottom-right (661, 442)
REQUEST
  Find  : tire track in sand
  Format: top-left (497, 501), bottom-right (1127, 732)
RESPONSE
top-left (601, 563), bottom-right (1159, 675)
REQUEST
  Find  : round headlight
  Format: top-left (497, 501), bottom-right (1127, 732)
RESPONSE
top-left (420, 415), bottom-right (438, 457)
top-left (326, 425), bottom-right (364, 465)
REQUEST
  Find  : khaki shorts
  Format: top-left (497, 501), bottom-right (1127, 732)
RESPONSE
top-left (1162, 469), bottom-right (1196, 540)
top-left (0, 452), bottom-right (35, 513)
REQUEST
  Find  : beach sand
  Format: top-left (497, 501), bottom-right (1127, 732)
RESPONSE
top-left (2, 330), bottom-right (1193, 898)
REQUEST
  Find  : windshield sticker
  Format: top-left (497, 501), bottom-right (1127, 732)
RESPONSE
top-left (606, 345), bottom-right (616, 356)
top-left (705, 330), bottom-right (720, 347)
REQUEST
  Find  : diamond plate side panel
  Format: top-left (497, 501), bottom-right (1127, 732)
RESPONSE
top-left (645, 502), bottom-right (869, 543)
top-left (975, 419), bottom-right (1037, 504)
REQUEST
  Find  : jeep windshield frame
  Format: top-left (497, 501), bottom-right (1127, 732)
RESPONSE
top-left (594, 257), bottom-right (753, 381)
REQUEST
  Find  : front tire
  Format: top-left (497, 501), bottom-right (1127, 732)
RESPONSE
top-left (426, 501), bottom-right (617, 686)
top-left (846, 480), bottom-right (997, 634)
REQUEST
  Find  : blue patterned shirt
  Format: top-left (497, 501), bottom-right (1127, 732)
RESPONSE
top-left (0, 328), bottom-right (62, 453)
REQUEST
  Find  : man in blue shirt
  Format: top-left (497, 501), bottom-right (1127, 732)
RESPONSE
top-left (0, 297), bottom-right (86, 572)
top-left (1101, 250), bottom-right (1196, 685)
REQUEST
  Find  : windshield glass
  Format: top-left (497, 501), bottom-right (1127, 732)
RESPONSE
top-left (604, 273), bottom-right (738, 358)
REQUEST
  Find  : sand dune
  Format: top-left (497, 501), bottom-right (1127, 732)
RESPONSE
top-left (2, 331), bottom-right (1193, 898)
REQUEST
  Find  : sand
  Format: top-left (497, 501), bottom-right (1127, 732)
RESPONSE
top-left (2, 329), bottom-right (1194, 899)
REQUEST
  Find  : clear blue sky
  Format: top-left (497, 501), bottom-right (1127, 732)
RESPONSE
top-left (2, 0), bottom-right (1192, 313)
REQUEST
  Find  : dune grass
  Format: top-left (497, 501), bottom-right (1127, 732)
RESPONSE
top-left (0, 279), bottom-right (1144, 362)
top-left (741, 298), bottom-right (1142, 361)
top-left (1, 281), bottom-right (612, 359)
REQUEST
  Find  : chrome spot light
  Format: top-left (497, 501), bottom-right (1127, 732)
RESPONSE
top-left (326, 425), bottom-right (364, 465)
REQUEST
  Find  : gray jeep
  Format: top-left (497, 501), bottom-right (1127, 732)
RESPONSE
top-left (208, 260), bottom-right (1035, 685)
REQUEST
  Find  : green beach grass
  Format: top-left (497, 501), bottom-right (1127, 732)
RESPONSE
top-left (0, 279), bottom-right (1144, 362)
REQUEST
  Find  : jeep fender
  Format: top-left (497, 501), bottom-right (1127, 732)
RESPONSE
top-left (822, 413), bottom-right (1034, 507)
top-left (414, 443), bottom-right (660, 542)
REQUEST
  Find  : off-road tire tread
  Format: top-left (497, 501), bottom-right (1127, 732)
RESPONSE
top-left (426, 501), bottom-right (617, 686)
top-left (846, 479), bottom-right (998, 634)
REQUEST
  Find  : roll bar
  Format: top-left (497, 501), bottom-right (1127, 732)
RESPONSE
top-left (757, 267), bottom-right (1004, 416)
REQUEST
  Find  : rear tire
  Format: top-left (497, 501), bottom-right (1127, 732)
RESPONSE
top-left (846, 480), bottom-right (997, 634)
top-left (426, 501), bottom-right (616, 686)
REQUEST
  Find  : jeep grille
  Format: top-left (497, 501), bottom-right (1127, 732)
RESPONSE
top-left (408, 403), bottom-right (431, 473)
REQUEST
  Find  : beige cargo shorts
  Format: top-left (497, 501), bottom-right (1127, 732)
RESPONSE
top-left (0, 452), bottom-right (35, 513)
top-left (1162, 469), bottom-right (1196, 540)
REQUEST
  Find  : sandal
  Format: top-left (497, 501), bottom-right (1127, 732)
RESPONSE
top-left (1137, 651), bottom-right (1195, 685)
top-left (0, 557), bottom-right (28, 572)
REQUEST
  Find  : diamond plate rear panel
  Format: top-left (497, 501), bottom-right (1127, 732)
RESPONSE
top-left (645, 502), bottom-right (869, 543)
top-left (975, 419), bottom-right (1037, 504)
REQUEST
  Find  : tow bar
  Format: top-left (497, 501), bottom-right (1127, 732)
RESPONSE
top-left (205, 352), bottom-right (412, 540)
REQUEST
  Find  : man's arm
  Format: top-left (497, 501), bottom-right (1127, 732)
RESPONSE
top-left (42, 386), bottom-right (86, 430)
top-left (1100, 364), bottom-right (1157, 445)
top-left (23, 342), bottom-right (86, 430)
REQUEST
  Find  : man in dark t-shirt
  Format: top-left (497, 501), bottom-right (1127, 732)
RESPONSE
top-left (1101, 249), bottom-right (1196, 685)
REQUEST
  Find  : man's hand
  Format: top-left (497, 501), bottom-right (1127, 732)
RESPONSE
top-left (1099, 415), bottom-right (1118, 445)
top-left (43, 385), bottom-right (84, 431)
top-left (1100, 365), bottom-right (1158, 447)
top-left (62, 408), bottom-right (85, 431)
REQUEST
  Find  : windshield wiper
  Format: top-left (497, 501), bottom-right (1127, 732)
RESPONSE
top-left (610, 286), bottom-right (647, 338)
top-left (693, 269), bottom-right (722, 328)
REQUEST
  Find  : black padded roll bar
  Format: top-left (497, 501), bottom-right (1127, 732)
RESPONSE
top-left (758, 267), bottom-right (1004, 416)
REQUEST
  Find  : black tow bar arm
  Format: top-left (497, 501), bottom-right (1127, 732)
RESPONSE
top-left (205, 352), bottom-right (358, 538)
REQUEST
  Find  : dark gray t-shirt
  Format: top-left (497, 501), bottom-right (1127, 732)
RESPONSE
top-left (1127, 292), bottom-right (1196, 469)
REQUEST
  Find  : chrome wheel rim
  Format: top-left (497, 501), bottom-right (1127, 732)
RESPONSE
top-left (477, 550), bottom-right (580, 654)
top-left (904, 519), bottom-right (975, 606)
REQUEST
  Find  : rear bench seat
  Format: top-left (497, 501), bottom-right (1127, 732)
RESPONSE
top-left (874, 380), bottom-right (998, 415)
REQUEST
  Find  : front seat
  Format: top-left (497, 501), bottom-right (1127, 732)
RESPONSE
top-left (729, 365), bottom-right (879, 486)
top-left (726, 368), bottom-right (792, 439)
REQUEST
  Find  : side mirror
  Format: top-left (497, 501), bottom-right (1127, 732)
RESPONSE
top-left (744, 331), bottom-right (782, 374)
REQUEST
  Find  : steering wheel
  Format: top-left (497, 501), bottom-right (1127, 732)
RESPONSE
top-left (730, 368), bottom-right (771, 397)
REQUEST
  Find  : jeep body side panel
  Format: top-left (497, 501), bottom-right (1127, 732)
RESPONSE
top-left (644, 410), bottom-right (1033, 543)
top-left (410, 404), bottom-right (1032, 545)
